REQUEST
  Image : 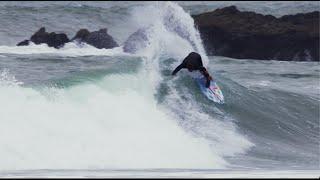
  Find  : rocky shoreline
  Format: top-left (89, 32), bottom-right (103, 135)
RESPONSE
top-left (16, 5), bottom-right (319, 61)
top-left (17, 27), bottom-right (119, 50)
top-left (192, 6), bottom-right (319, 61)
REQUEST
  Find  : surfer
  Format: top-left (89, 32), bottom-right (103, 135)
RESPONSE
top-left (172, 52), bottom-right (213, 88)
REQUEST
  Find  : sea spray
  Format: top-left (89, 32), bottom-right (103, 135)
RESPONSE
top-left (126, 1), bottom-right (254, 165)
top-left (0, 69), bottom-right (227, 170)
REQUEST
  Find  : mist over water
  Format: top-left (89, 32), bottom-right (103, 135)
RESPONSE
top-left (0, 1), bottom-right (319, 176)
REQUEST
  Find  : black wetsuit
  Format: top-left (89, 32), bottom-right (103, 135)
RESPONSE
top-left (172, 52), bottom-right (211, 87)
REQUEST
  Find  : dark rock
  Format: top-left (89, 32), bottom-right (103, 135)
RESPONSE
top-left (192, 6), bottom-right (319, 61)
top-left (85, 28), bottom-right (119, 49)
top-left (30, 27), bottom-right (49, 45)
top-left (47, 32), bottom-right (70, 48)
top-left (17, 27), bottom-right (118, 50)
top-left (71, 29), bottom-right (90, 42)
top-left (71, 28), bottom-right (119, 49)
top-left (17, 39), bottom-right (30, 46)
top-left (18, 27), bottom-right (70, 48)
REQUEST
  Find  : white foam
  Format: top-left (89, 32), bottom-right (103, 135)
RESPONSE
top-left (0, 69), bottom-right (226, 170)
top-left (0, 42), bottom-right (131, 57)
top-left (0, 69), bottom-right (23, 86)
top-left (125, 2), bottom-right (210, 88)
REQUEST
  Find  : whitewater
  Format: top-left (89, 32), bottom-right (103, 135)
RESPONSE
top-left (0, 1), bottom-right (319, 178)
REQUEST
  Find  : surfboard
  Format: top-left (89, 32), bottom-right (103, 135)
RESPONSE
top-left (196, 77), bottom-right (224, 104)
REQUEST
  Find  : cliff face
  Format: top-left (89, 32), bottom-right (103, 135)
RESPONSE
top-left (192, 6), bottom-right (319, 61)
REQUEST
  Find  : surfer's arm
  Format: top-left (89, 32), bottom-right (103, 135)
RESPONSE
top-left (199, 67), bottom-right (212, 88)
top-left (171, 63), bottom-right (186, 75)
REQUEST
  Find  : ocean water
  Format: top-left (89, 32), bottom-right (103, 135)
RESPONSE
top-left (0, 1), bottom-right (319, 178)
